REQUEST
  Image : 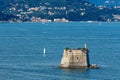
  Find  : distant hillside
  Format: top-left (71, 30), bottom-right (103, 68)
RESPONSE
top-left (86, 0), bottom-right (120, 7)
top-left (0, 12), bottom-right (17, 21)
top-left (0, 0), bottom-right (120, 22)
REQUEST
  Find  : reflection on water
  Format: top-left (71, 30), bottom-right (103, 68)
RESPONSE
top-left (62, 68), bottom-right (88, 73)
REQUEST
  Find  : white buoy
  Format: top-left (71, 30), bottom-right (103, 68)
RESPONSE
top-left (43, 48), bottom-right (46, 56)
top-left (84, 43), bottom-right (87, 48)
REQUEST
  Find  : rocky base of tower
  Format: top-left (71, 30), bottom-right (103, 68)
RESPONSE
top-left (59, 64), bottom-right (99, 69)
top-left (89, 64), bottom-right (99, 69)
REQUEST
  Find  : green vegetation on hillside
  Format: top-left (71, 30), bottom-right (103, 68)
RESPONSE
top-left (0, 0), bottom-right (120, 22)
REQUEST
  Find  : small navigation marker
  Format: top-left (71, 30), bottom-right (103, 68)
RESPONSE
top-left (43, 48), bottom-right (46, 56)
top-left (84, 43), bottom-right (87, 48)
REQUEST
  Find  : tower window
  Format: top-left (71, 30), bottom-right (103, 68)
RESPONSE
top-left (77, 57), bottom-right (79, 60)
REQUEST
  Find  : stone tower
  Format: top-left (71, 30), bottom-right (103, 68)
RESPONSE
top-left (60, 48), bottom-right (90, 68)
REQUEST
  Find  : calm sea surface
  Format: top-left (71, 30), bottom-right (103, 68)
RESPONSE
top-left (0, 22), bottom-right (120, 80)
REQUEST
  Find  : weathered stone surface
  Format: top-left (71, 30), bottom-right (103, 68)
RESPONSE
top-left (60, 48), bottom-right (90, 68)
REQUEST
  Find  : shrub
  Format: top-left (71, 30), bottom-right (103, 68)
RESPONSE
top-left (65, 48), bottom-right (70, 51)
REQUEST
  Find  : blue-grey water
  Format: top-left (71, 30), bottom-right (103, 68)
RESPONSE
top-left (0, 22), bottom-right (120, 80)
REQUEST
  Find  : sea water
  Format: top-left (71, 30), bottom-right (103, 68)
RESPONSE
top-left (0, 22), bottom-right (120, 80)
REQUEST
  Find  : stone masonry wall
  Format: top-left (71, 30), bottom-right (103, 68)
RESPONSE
top-left (60, 49), bottom-right (90, 68)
